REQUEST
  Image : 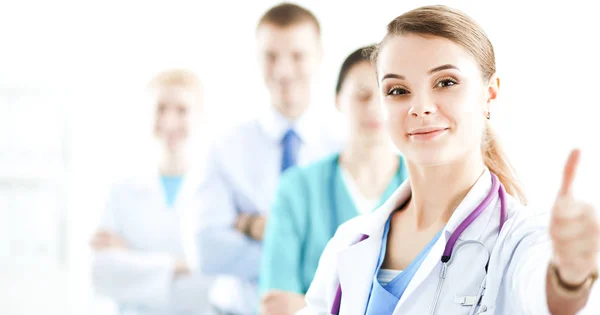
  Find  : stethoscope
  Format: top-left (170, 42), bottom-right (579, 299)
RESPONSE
top-left (330, 172), bottom-right (508, 315)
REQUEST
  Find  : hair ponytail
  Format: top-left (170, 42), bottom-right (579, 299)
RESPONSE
top-left (482, 125), bottom-right (527, 205)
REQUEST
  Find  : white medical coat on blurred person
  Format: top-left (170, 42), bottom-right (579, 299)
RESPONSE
top-left (92, 169), bottom-right (214, 315)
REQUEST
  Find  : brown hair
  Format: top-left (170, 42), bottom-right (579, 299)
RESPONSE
top-left (257, 2), bottom-right (321, 35)
top-left (336, 45), bottom-right (376, 94)
top-left (372, 5), bottom-right (526, 204)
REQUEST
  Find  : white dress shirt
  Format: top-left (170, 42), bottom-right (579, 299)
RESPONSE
top-left (195, 107), bottom-right (343, 314)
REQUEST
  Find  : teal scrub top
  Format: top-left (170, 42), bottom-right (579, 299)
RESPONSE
top-left (259, 153), bottom-right (408, 295)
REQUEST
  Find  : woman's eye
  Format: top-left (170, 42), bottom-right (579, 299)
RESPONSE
top-left (436, 78), bottom-right (458, 88)
top-left (387, 87), bottom-right (409, 96)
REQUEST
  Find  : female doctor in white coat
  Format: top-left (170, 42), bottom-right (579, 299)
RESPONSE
top-left (90, 69), bottom-right (213, 315)
top-left (300, 5), bottom-right (600, 315)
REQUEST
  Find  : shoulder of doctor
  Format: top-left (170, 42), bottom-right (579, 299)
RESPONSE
top-left (500, 195), bottom-right (550, 242)
top-left (327, 213), bottom-right (376, 249)
top-left (108, 173), bottom-right (150, 193)
top-left (331, 194), bottom-right (549, 249)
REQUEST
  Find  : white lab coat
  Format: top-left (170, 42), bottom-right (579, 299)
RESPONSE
top-left (92, 169), bottom-right (214, 315)
top-left (299, 170), bottom-right (600, 314)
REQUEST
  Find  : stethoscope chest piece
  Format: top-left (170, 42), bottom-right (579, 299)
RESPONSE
top-left (429, 240), bottom-right (491, 315)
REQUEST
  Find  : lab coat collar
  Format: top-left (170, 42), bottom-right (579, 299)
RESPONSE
top-left (334, 178), bottom-right (410, 314)
top-left (336, 169), bottom-right (498, 314)
top-left (257, 107), bottom-right (320, 145)
top-left (352, 168), bottom-right (495, 243)
top-left (126, 163), bottom-right (204, 211)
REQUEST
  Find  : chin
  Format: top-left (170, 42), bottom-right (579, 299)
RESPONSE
top-left (165, 142), bottom-right (183, 152)
top-left (397, 141), bottom-right (453, 165)
top-left (411, 153), bottom-right (445, 166)
top-left (282, 103), bottom-right (308, 118)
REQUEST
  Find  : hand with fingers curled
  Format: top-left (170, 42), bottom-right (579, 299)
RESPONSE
top-left (260, 290), bottom-right (306, 315)
top-left (547, 149), bottom-right (600, 313)
top-left (90, 229), bottom-right (128, 251)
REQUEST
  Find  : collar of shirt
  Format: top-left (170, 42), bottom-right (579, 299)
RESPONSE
top-left (258, 106), bottom-right (321, 145)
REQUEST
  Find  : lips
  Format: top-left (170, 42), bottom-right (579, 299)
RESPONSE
top-left (408, 127), bottom-right (449, 141)
top-left (408, 127), bottom-right (449, 135)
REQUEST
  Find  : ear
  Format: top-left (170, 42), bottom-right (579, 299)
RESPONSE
top-left (485, 73), bottom-right (500, 113)
top-left (335, 94), bottom-right (342, 112)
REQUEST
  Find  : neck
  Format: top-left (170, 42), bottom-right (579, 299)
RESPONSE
top-left (405, 149), bottom-right (486, 230)
top-left (340, 135), bottom-right (398, 179)
top-left (274, 97), bottom-right (310, 122)
top-left (160, 149), bottom-right (187, 176)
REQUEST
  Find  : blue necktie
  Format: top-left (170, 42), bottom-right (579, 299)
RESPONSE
top-left (281, 129), bottom-right (300, 173)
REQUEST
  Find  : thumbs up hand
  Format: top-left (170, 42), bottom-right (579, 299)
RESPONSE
top-left (550, 149), bottom-right (599, 286)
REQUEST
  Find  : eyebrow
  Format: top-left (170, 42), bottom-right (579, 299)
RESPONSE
top-left (428, 64), bottom-right (460, 74)
top-left (381, 64), bottom-right (461, 82)
top-left (381, 73), bottom-right (405, 81)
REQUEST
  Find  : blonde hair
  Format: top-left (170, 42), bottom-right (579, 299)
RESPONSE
top-left (372, 5), bottom-right (527, 204)
top-left (148, 68), bottom-right (203, 100)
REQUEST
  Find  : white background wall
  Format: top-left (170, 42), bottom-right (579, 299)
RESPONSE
top-left (0, 0), bottom-right (599, 314)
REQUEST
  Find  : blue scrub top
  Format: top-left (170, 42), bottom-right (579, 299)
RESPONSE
top-left (364, 217), bottom-right (442, 315)
top-left (160, 175), bottom-right (183, 208)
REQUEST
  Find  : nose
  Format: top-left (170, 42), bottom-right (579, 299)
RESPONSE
top-left (273, 56), bottom-right (295, 81)
top-left (160, 110), bottom-right (179, 131)
top-left (408, 93), bottom-right (437, 118)
top-left (365, 94), bottom-right (381, 114)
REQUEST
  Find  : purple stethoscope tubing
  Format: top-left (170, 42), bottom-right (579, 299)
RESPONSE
top-left (330, 173), bottom-right (507, 315)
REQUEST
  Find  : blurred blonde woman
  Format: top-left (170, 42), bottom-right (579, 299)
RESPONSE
top-left (90, 69), bottom-right (214, 315)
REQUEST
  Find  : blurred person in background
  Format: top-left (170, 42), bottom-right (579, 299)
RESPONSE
top-left (90, 69), bottom-right (214, 315)
top-left (258, 45), bottom-right (408, 315)
top-left (193, 3), bottom-right (342, 314)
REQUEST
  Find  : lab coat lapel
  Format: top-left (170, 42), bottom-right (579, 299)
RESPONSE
top-left (174, 165), bottom-right (207, 270)
top-left (148, 157), bottom-right (205, 212)
top-left (129, 170), bottom-right (164, 206)
top-left (337, 227), bottom-right (383, 314)
top-left (173, 169), bottom-right (201, 212)
top-left (393, 227), bottom-right (447, 311)
top-left (337, 180), bottom-right (412, 314)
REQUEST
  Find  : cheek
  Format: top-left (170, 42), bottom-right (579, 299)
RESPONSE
top-left (297, 62), bottom-right (312, 79)
top-left (384, 106), bottom-right (408, 142)
top-left (263, 63), bottom-right (275, 79)
top-left (447, 111), bottom-right (486, 152)
top-left (383, 101), bottom-right (407, 125)
top-left (154, 116), bottom-right (163, 133)
top-left (447, 96), bottom-right (485, 132)
top-left (181, 121), bottom-right (190, 134)
top-left (351, 107), bottom-right (367, 125)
